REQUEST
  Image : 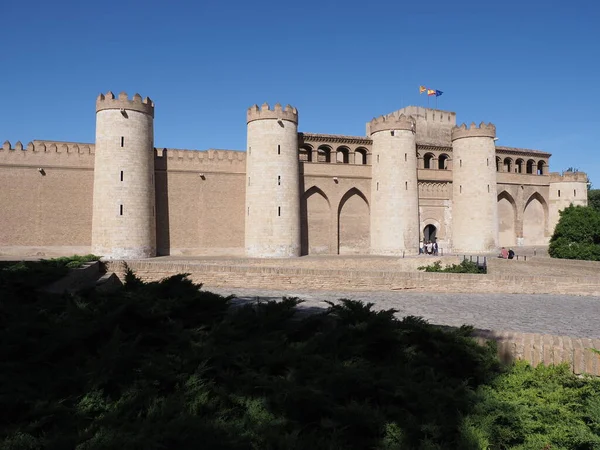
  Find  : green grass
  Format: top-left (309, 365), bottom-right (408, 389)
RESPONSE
top-left (1, 262), bottom-right (599, 449)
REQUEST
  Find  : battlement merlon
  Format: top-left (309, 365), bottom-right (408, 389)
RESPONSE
top-left (368, 113), bottom-right (416, 135)
top-left (451, 122), bottom-right (496, 141)
top-left (247, 103), bottom-right (298, 124)
top-left (96, 91), bottom-right (154, 117)
top-left (548, 171), bottom-right (589, 183)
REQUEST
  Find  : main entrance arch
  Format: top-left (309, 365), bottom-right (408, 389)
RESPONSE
top-left (423, 224), bottom-right (437, 242)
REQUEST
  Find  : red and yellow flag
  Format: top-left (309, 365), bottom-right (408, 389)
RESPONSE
top-left (427, 89), bottom-right (436, 96)
top-left (419, 85), bottom-right (427, 94)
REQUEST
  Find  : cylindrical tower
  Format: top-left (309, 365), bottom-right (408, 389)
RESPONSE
top-left (451, 122), bottom-right (498, 253)
top-left (245, 103), bottom-right (300, 257)
top-left (91, 91), bottom-right (156, 259)
top-left (369, 113), bottom-right (419, 255)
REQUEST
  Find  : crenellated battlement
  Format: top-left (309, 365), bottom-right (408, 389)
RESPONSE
top-left (368, 113), bottom-right (416, 135)
top-left (154, 148), bottom-right (246, 172)
top-left (246, 102), bottom-right (298, 124)
top-left (96, 91), bottom-right (154, 117)
top-left (1, 140), bottom-right (94, 155)
top-left (451, 122), bottom-right (496, 141)
top-left (548, 171), bottom-right (589, 183)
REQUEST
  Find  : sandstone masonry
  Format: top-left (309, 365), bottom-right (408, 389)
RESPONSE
top-left (0, 93), bottom-right (589, 258)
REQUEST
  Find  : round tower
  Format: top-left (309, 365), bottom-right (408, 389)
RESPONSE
top-left (369, 113), bottom-right (419, 255)
top-left (91, 91), bottom-right (156, 259)
top-left (451, 122), bottom-right (498, 253)
top-left (245, 103), bottom-right (300, 257)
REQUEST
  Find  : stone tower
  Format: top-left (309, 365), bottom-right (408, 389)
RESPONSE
top-left (245, 103), bottom-right (300, 257)
top-left (451, 122), bottom-right (498, 253)
top-left (91, 91), bottom-right (156, 259)
top-left (368, 113), bottom-right (419, 255)
top-left (548, 171), bottom-right (589, 232)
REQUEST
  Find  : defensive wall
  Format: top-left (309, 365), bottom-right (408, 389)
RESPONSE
top-left (0, 100), bottom-right (586, 257)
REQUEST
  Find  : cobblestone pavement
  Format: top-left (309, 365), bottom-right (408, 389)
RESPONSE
top-left (202, 286), bottom-right (600, 339)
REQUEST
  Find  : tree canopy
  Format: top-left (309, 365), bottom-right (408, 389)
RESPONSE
top-left (549, 205), bottom-right (600, 260)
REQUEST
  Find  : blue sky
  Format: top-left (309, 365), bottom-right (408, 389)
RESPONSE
top-left (1, 0), bottom-right (599, 185)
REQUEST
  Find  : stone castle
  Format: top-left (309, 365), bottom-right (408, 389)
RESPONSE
top-left (0, 91), bottom-right (588, 259)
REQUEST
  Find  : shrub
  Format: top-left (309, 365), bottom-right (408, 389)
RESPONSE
top-left (549, 205), bottom-right (600, 260)
top-left (418, 259), bottom-right (486, 274)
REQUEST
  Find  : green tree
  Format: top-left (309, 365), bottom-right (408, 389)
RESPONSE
top-left (588, 189), bottom-right (600, 212)
top-left (549, 205), bottom-right (600, 260)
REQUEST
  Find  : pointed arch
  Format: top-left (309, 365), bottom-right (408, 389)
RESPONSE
top-left (337, 187), bottom-right (370, 254)
top-left (523, 191), bottom-right (548, 245)
top-left (497, 190), bottom-right (517, 246)
top-left (301, 185), bottom-right (331, 255)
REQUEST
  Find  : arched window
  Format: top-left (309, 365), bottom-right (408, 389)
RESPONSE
top-left (438, 154), bottom-right (449, 170)
top-left (298, 145), bottom-right (312, 162)
top-left (317, 146), bottom-right (332, 163)
top-left (355, 148), bottom-right (368, 165)
top-left (336, 146), bottom-right (350, 164)
top-left (526, 159), bottom-right (535, 174)
top-left (423, 153), bottom-right (435, 169)
top-left (515, 159), bottom-right (524, 173)
top-left (503, 157), bottom-right (512, 173)
top-left (537, 160), bottom-right (545, 175)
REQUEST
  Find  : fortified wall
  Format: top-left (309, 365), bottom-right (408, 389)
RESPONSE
top-left (0, 93), bottom-right (588, 258)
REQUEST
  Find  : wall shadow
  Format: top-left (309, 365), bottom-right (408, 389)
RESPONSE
top-left (155, 150), bottom-right (170, 255)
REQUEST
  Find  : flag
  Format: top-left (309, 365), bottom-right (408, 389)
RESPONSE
top-left (435, 90), bottom-right (443, 97)
top-left (427, 89), bottom-right (436, 96)
top-left (419, 86), bottom-right (427, 94)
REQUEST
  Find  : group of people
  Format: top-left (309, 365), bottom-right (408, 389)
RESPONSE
top-left (498, 247), bottom-right (515, 259)
top-left (419, 240), bottom-right (438, 255)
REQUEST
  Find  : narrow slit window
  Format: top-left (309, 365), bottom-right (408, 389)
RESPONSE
top-left (377, 182), bottom-right (379, 191)
top-left (119, 204), bottom-right (123, 216)
top-left (278, 175), bottom-right (281, 186)
top-left (120, 171), bottom-right (123, 181)
top-left (558, 190), bottom-right (561, 197)
top-left (488, 185), bottom-right (490, 193)
top-left (574, 189), bottom-right (577, 196)
top-left (377, 154), bottom-right (379, 163)
top-left (120, 136), bottom-right (124, 148)
top-left (248, 177), bottom-right (250, 186)
top-left (248, 206), bottom-right (250, 216)
top-left (278, 206), bottom-right (281, 216)
top-left (460, 160), bottom-right (462, 167)
top-left (249, 146), bottom-right (251, 154)
top-left (487, 158), bottom-right (489, 166)
top-left (405, 153), bottom-right (407, 162)
top-left (460, 185), bottom-right (462, 193)
top-left (405, 181), bottom-right (408, 190)
top-left (277, 145), bottom-right (280, 155)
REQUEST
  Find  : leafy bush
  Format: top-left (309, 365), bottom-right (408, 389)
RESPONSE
top-left (2, 262), bottom-right (600, 449)
top-left (462, 361), bottom-right (600, 449)
top-left (0, 264), bottom-right (501, 449)
top-left (418, 259), bottom-right (486, 274)
top-left (549, 205), bottom-right (600, 260)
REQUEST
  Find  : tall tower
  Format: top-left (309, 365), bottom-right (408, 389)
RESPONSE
top-left (451, 122), bottom-right (498, 253)
top-left (548, 171), bottom-right (589, 233)
top-left (91, 91), bottom-right (156, 259)
top-left (369, 113), bottom-right (419, 255)
top-left (245, 103), bottom-right (300, 257)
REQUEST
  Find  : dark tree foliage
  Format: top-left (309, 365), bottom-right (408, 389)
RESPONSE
top-left (2, 261), bottom-right (600, 449)
top-left (549, 205), bottom-right (600, 260)
top-left (588, 189), bottom-right (600, 212)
